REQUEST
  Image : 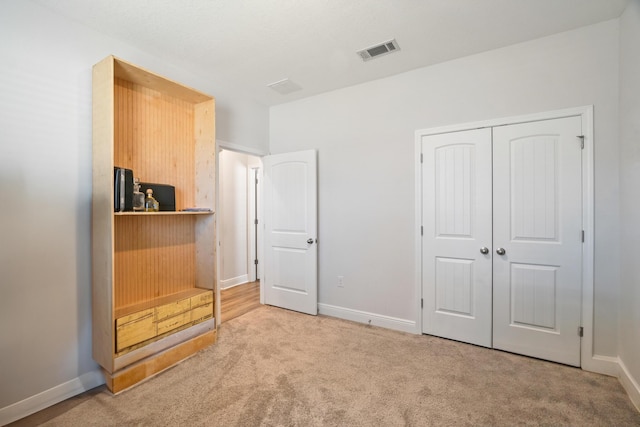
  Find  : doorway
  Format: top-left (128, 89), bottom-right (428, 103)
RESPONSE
top-left (416, 107), bottom-right (594, 367)
top-left (217, 146), bottom-right (264, 323)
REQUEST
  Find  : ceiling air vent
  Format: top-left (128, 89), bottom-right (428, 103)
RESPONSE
top-left (357, 39), bottom-right (400, 62)
top-left (267, 78), bottom-right (302, 95)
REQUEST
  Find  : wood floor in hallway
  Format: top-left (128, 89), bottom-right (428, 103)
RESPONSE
top-left (220, 280), bottom-right (261, 323)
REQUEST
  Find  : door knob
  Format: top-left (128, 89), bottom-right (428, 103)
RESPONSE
top-left (496, 248), bottom-right (506, 255)
top-left (307, 238), bottom-right (314, 244)
top-left (480, 247), bottom-right (489, 255)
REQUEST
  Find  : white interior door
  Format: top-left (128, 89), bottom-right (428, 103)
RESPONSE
top-left (421, 128), bottom-right (493, 347)
top-left (492, 117), bottom-right (583, 366)
top-left (263, 150), bottom-right (318, 315)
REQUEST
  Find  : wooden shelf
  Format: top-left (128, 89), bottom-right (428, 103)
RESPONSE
top-left (92, 55), bottom-right (217, 392)
top-left (114, 211), bottom-right (214, 216)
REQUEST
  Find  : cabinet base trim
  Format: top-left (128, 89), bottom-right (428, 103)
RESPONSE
top-left (105, 329), bottom-right (217, 394)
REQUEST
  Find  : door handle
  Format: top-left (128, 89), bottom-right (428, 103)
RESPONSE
top-left (496, 248), bottom-right (506, 255)
top-left (480, 247), bottom-right (489, 255)
top-left (307, 238), bottom-right (314, 244)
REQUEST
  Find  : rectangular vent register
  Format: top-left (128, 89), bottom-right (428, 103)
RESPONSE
top-left (357, 38), bottom-right (400, 61)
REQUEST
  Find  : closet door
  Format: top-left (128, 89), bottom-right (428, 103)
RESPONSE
top-left (492, 117), bottom-right (583, 366)
top-left (421, 128), bottom-right (493, 347)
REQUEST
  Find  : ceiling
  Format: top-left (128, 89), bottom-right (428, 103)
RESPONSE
top-left (34, 0), bottom-right (629, 106)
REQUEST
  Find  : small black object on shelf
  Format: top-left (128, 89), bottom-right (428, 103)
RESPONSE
top-left (139, 182), bottom-right (176, 211)
top-left (114, 167), bottom-right (134, 212)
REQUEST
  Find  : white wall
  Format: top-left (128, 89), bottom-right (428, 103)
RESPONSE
top-left (0, 0), bottom-right (268, 421)
top-left (270, 20), bottom-right (621, 356)
top-left (618, 0), bottom-right (640, 408)
top-left (219, 150), bottom-right (250, 289)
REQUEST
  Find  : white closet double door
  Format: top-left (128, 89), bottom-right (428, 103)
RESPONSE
top-left (421, 116), bottom-right (583, 366)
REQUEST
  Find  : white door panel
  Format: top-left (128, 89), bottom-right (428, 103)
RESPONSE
top-left (264, 150), bottom-right (318, 315)
top-left (422, 128), bottom-right (493, 347)
top-left (492, 117), bottom-right (582, 366)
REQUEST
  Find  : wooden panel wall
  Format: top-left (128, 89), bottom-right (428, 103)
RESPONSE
top-left (114, 215), bottom-right (196, 308)
top-left (114, 78), bottom-right (195, 210)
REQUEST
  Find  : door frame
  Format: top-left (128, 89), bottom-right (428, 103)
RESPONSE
top-left (414, 105), bottom-right (596, 370)
top-left (215, 140), bottom-right (267, 324)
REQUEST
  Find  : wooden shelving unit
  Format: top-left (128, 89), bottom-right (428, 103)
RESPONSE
top-left (92, 55), bottom-right (217, 393)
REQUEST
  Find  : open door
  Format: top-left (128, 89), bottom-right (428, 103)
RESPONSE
top-left (263, 150), bottom-right (318, 315)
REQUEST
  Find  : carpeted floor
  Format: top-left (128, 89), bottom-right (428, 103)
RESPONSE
top-left (12, 305), bottom-right (640, 426)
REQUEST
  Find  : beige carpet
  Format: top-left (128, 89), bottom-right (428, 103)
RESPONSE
top-left (13, 305), bottom-right (640, 426)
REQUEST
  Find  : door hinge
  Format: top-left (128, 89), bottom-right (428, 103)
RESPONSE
top-left (582, 230), bottom-right (585, 242)
top-left (578, 135), bottom-right (585, 149)
top-left (421, 298), bottom-right (424, 309)
top-left (255, 219), bottom-right (259, 225)
top-left (420, 226), bottom-right (423, 236)
top-left (254, 259), bottom-right (259, 265)
top-left (420, 153), bottom-right (423, 163)
top-left (578, 326), bottom-right (584, 337)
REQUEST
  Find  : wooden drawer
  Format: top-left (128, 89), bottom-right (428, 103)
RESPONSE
top-left (192, 302), bottom-right (213, 323)
top-left (116, 308), bottom-right (156, 352)
top-left (156, 297), bottom-right (191, 322)
top-left (157, 311), bottom-right (192, 335)
top-left (114, 290), bottom-right (214, 353)
top-left (191, 290), bottom-right (213, 308)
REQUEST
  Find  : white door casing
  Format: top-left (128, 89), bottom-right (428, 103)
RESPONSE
top-left (419, 111), bottom-right (588, 367)
top-left (263, 150), bottom-right (318, 315)
top-left (492, 117), bottom-right (583, 366)
top-left (421, 128), bottom-right (493, 347)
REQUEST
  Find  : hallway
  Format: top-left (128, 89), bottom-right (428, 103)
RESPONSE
top-left (220, 280), bottom-right (261, 323)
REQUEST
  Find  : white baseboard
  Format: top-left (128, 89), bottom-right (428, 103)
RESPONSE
top-left (318, 303), bottom-right (417, 334)
top-left (0, 369), bottom-right (105, 426)
top-left (619, 358), bottom-right (640, 412)
top-left (584, 354), bottom-right (620, 377)
top-left (220, 274), bottom-right (249, 290)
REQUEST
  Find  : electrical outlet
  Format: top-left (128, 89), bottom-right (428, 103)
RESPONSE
top-left (337, 276), bottom-right (344, 288)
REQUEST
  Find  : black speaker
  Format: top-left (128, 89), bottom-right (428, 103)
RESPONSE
top-left (140, 182), bottom-right (176, 212)
top-left (114, 167), bottom-right (134, 212)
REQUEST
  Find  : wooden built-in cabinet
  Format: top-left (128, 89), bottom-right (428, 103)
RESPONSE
top-left (92, 55), bottom-right (216, 393)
